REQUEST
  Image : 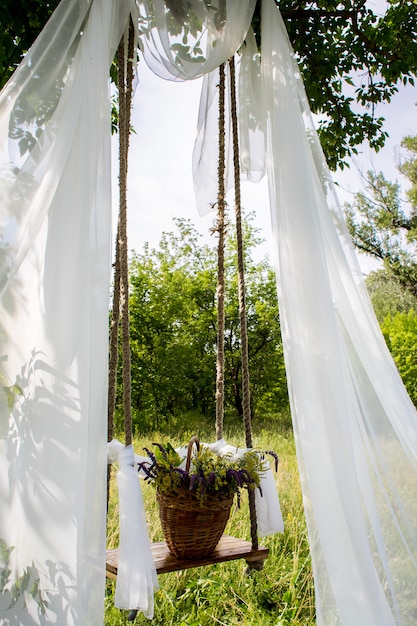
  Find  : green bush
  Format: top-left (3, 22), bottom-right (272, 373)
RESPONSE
top-left (382, 310), bottom-right (417, 406)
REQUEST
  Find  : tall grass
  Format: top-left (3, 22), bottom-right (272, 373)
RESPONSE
top-left (105, 414), bottom-right (315, 625)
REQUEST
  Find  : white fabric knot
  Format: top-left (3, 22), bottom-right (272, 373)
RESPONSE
top-left (107, 438), bottom-right (125, 464)
top-left (117, 443), bottom-right (135, 467)
top-left (108, 439), bottom-right (135, 466)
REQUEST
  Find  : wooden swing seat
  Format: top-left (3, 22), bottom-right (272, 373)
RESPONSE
top-left (106, 535), bottom-right (268, 578)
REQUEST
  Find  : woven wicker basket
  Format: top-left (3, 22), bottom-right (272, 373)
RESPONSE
top-left (156, 437), bottom-right (234, 559)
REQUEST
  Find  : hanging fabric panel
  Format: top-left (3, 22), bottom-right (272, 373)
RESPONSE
top-left (107, 440), bottom-right (158, 618)
top-left (0, 0), bottom-right (136, 623)
top-left (138, 0), bottom-right (257, 81)
top-left (259, 1), bottom-right (417, 624)
top-left (138, 0), bottom-right (261, 216)
top-left (192, 26), bottom-right (266, 216)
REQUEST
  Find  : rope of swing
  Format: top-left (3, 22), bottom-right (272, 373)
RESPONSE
top-left (119, 21), bottom-right (135, 448)
top-left (215, 62), bottom-right (226, 442)
top-left (228, 54), bottom-right (259, 551)
top-left (108, 20), bottom-right (135, 483)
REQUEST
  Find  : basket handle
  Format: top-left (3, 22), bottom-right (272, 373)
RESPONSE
top-left (185, 436), bottom-right (200, 473)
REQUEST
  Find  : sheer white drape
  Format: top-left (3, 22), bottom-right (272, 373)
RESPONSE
top-left (0, 0), bottom-right (136, 623)
top-left (138, 0), bottom-right (260, 215)
top-left (260, 2), bottom-right (417, 624)
top-left (138, 0), bottom-right (257, 81)
top-left (107, 440), bottom-right (158, 618)
top-left (192, 28), bottom-right (266, 215)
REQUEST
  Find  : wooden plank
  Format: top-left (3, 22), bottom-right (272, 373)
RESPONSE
top-left (106, 535), bottom-right (269, 577)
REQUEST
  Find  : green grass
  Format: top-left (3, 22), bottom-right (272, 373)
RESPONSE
top-left (105, 414), bottom-right (315, 625)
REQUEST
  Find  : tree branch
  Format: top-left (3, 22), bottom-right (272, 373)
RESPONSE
top-left (280, 8), bottom-right (363, 20)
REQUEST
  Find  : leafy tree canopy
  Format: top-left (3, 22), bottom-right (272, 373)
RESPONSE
top-left (382, 310), bottom-right (417, 407)
top-left (1, 0), bottom-right (416, 170)
top-left (345, 134), bottom-right (417, 298)
top-left (0, 1), bottom-right (59, 89)
top-left (365, 270), bottom-right (417, 323)
top-left (266, 0), bottom-right (417, 169)
top-left (118, 216), bottom-right (288, 433)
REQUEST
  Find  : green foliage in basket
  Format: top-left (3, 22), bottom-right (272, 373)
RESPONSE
top-left (137, 440), bottom-right (277, 504)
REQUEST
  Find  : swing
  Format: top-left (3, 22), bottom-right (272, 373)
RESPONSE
top-left (105, 26), bottom-right (270, 597)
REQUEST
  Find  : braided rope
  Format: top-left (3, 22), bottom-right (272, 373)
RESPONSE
top-left (107, 21), bottom-right (135, 466)
top-left (215, 63), bottom-right (226, 441)
top-left (119, 21), bottom-right (135, 447)
top-left (108, 230), bottom-right (121, 444)
top-left (228, 55), bottom-right (258, 551)
top-left (107, 38), bottom-right (127, 507)
top-left (228, 56), bottom-right (253, 449)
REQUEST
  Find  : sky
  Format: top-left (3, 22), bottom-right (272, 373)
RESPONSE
top-left (112, 23), bottom-right (417, 271)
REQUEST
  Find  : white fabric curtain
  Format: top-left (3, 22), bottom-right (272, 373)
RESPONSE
top-left (0, 0), bottom-right (135, 623)
top-left (138, 0), bottom-right (261, 216)
top-left (138, 0), bottom-right (257, 81)
top-left (260, 2), bottom-right (417, 624)
top-left (192, 28), bottom-right (266, 216)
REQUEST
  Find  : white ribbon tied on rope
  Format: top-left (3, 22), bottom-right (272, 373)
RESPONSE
top-left (175, 439), bottom-right (284, 537)
top-left (208, 439), bottom-right (284, 537)
top-left (107, 440), bottom-right (159, 619)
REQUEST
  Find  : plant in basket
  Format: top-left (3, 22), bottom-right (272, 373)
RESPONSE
top-left (137, 436), bottom-right (278, 559)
